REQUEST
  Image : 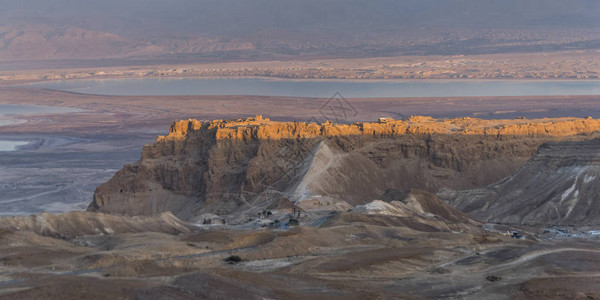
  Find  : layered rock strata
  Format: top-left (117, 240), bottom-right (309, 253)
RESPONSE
top-left (89, 116), bottom-right (600, 219)
top-left (441, 139), bottom-right (600, 225)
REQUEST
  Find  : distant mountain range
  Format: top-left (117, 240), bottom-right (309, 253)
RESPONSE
top-left (1, 0), bottom-right (599, 62)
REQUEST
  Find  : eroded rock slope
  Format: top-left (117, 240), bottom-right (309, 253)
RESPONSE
top-left (89, 116), bottom-right (600, 219)
top-left (441, 139), bottom-right (600, 225)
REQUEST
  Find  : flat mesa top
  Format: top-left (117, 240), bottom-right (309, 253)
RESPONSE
top-left (162, 115), bottom-right (600, 141)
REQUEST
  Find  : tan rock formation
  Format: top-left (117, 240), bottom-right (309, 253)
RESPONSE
top-left (0, 211), bottom-right (193, 239)
top-left (89, 116), bottom-right (600, 219)
top-left (441, 138), bottom-right (600, 225)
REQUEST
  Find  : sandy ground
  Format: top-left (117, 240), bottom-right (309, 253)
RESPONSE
top-left (0, 211), bottom-right (599, 299)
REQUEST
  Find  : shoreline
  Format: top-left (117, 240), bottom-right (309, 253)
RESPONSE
top-left (12, 78), bottom-right (600, 99)
top-left (2, 50), bottom-right (600, 86)
top-left (17, 75), bottom-right (600, 84)
top-left (6, 74), bottom-right (600, 88)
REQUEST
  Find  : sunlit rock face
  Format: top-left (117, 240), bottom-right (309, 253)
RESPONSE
top-left (89, 116), bottom-right (600, 220)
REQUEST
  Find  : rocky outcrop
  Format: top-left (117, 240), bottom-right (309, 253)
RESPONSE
top-left (89, 116), bottom-right (600, 219)
top-left (441, 139), bottom-right (600, 226)
top-left (343, 188), bottom-right (480, 233)
top-left (0, 211), bottom-right (193, 239)
top-left (379, 189), bottom-right (477, 225)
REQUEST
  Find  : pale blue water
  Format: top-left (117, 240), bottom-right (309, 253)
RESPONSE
top-left (27, 78), bottom-right (600, 98)
top-left (0, 141), bottom-right (28, 152)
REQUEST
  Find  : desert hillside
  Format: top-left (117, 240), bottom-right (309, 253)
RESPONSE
top-left (90, 116), bottom-right (600, 223)
top-left (4, 1), bottom-right (600, 298)
top-left (4, 116), bottom-right (600, 299)
top-left (442, 138), bottom-right (600, 225)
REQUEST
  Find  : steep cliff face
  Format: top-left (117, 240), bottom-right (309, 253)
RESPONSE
top-left (441, 139), bottom-right (600, 225)
top-left (89, 116), bottom-right (600, 219)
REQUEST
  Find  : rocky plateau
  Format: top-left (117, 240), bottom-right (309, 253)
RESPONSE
top-left (90, 115), bottom-right (600, 225)
top-left (4, 115), bottom-right (600, 299)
